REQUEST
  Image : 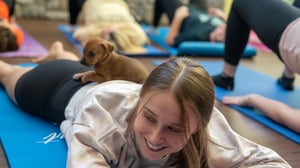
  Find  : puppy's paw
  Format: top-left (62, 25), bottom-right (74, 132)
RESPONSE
top-left (73, 73), bottom-right (84, 80)
top-left (73, 73), bottom-right (91, 84)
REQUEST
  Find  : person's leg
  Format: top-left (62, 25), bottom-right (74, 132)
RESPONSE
top-left (4, 0), bottom-right (15, 16)
top-left (226, 0), bottom-right (300, 67)
top-left (3, 0), bottom-right (16, 22)
top-left (152, 0), bottom-right (183, 27)
top-left (293, 0), bottom-right (300, 8)
top-left (213, 0), bottom-right (300, 90)
top-left (68, 0), bottom-right (85, 25)
top-left (32, 41), bottom-right (80, 64)
top-left (0, 61), bottom-right (32, 104)
top-left (153, 0), bottom-right (163, 27)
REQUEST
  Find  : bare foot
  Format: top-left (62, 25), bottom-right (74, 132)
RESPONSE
top-left (32, 41), bottom-right (63, 63)
top-left (32, 41), bottom-right (80, 64)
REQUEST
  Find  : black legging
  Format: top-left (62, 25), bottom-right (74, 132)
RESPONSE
top-left (294, 0), bottom-right (300, 8)
top-left (4, 0), bottom-right (15, 16)
top-left (152, 0), bottom-right (183, 27)
top-left (68, 0), bottom-right (85, 25)
top-left (224, 0), bottom-right (300, 66)
top-left (15, 60), bottom-right (92, 123)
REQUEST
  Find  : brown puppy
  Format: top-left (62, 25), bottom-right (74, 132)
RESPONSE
top-left (73, 37), bottom-right (149, 84)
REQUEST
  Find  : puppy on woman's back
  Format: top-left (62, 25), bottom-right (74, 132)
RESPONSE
top-left (73, 37), bottom-right (149, 84)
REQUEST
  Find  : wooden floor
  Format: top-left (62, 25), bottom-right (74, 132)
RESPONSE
top-left (1, 19), bottom-right (300, 168)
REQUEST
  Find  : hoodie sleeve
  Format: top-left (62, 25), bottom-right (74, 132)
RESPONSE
top-left (207, 107), bottom-right (291, 168)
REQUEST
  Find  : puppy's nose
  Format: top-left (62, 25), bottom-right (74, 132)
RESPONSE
top-left (80, 58), bottom-right (86, 65)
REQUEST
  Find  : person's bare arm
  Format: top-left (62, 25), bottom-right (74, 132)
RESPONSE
top-left (166, 6), bottom-right (189, 46)
top-left (222, 94), bottom-right (300, 134)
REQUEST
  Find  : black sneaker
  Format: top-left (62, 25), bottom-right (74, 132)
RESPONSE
top-left (277, 75), bottom-right (294, 91)
top-left (212, 73), bottom-right (234, 90)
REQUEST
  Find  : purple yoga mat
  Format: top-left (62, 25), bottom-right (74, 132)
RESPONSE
top-left (0, 27), bottom-right (48, 58)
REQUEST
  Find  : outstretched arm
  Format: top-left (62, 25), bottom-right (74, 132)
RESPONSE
top-left (222, 93), bottom-right (300, 134)
top-left (166, 6), bottom-right (189, 46)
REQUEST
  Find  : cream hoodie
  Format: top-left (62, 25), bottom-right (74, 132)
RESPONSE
top-left (60, 80), bottom-right (291, 168)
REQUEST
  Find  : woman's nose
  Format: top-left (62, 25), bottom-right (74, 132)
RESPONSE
top-left (149, 127), bottom-right (165, 144)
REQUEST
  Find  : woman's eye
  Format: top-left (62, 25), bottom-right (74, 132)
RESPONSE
top-left (168, 126), bottom-right (180, 133)
top-left (144, 113), bottom-right (155, 123)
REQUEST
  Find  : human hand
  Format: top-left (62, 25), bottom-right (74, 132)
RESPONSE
top-left (209, 23), bottom-right (226, 42)
top-left (222, 94), bottom-right (252, 107)
top-left (208, 7), bottom-right (226, 21)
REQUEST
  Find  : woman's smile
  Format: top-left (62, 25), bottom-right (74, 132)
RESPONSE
top-left (144, 137), bottom-right (167, 151)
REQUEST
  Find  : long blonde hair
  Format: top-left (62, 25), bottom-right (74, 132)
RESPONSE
top-left (135, 57), bottom-right (215, 167)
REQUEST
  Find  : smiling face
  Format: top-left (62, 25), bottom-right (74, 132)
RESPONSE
top-left (133, 90), bottom-right (198, 160)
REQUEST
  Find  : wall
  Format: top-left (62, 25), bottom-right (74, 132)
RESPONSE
top-left (15, 0), bottom-right (68, 19)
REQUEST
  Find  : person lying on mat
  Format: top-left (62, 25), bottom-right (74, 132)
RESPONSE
top-left (0, 45), bottom-right (291, 167)
top-left (72, 0), bottom-right (148, 54)
top-left (152, 0), bottom-right (227, 47)
top-left (0, 0), bottom-right (23, 52)
top-left (212, 0), bottom-right (300, 91)
top-left (222, 94), bottom-right (300, 134)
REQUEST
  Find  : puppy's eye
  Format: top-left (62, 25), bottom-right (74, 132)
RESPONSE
top-left (88, 51), bottom-right (95, 57)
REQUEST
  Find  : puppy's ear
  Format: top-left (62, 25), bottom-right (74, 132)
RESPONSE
top-left (102, 41), bottom-right (115, 53)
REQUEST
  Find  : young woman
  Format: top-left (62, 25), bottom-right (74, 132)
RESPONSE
top-left (0, 0), bottom-right (23, 52)
top-left (0, 43), bottom-right (291, 167)
top-left (152, 0), bottom-right (227, 47)
top-left (222, 93), bottom-right (300, 134)
top-left (212, 0), bottom-right (300, 91)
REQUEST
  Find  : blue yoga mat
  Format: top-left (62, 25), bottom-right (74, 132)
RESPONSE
top-left (58, 24), bottom-right (170, 57)
top-left (0, 63), bottom-right (67, 168)
top-left (153, 60), bottom-right (300, 144)
top-left (143, 25), bottom-right (257, 57)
